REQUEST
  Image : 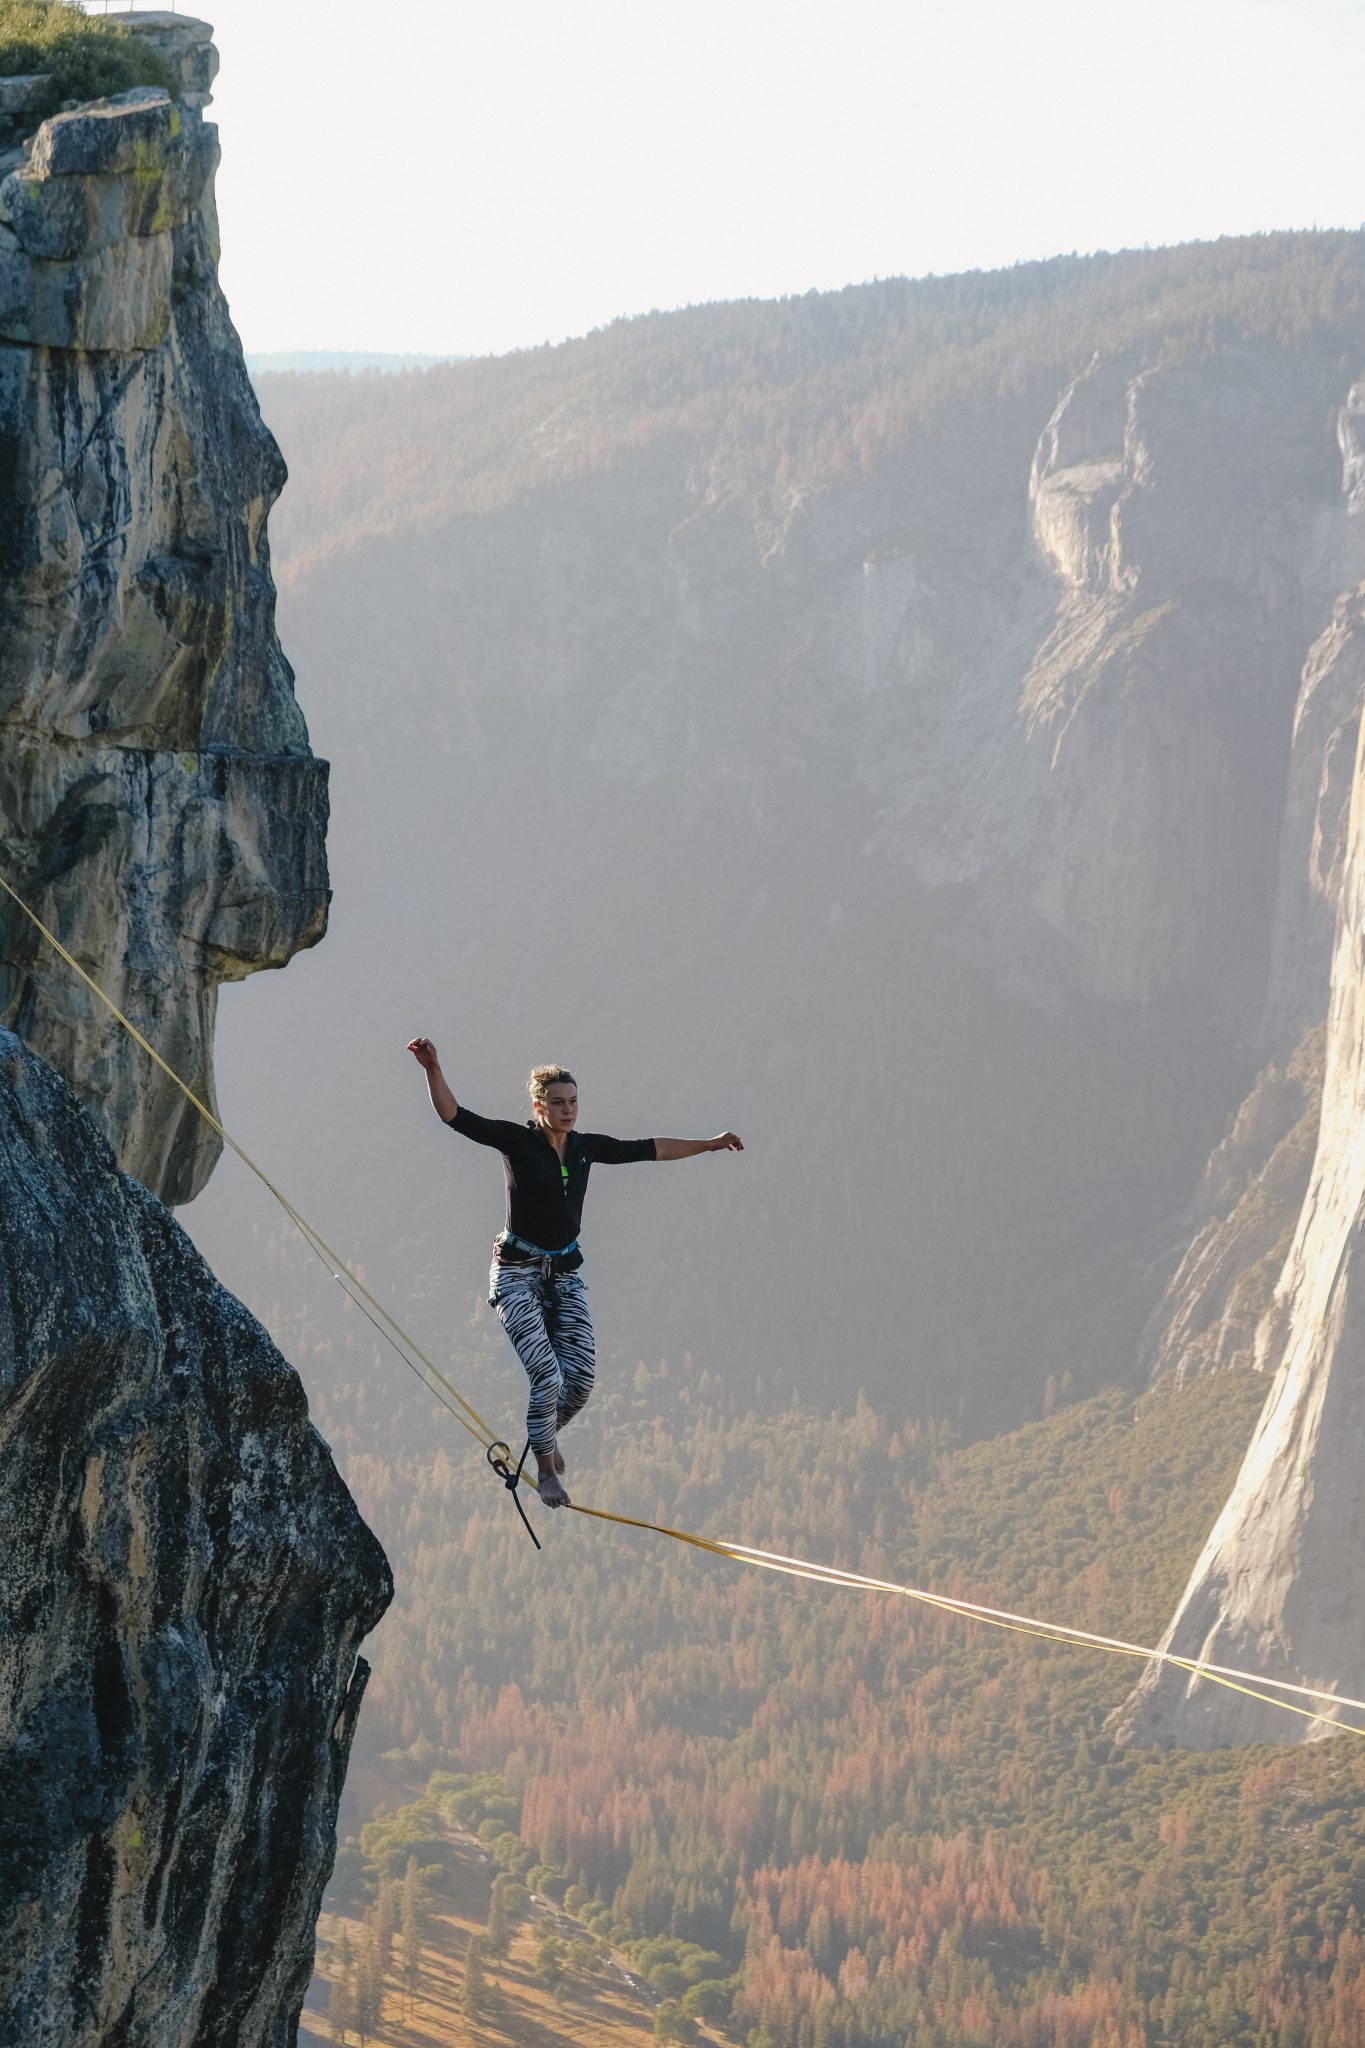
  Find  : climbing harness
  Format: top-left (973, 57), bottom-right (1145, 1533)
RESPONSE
top-left (499, 1229), bottom-right (580, 1261)
top-left (5, 867), bottom-right (1365, 1737)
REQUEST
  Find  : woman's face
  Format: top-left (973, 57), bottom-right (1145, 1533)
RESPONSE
top-left (538, 1084), bottom-right (578, 1134)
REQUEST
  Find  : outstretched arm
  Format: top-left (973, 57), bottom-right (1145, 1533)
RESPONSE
top-left (407, 1037), bottom-right (459, 1123)
top-left (654, 1132), bottom-right (744, 1160)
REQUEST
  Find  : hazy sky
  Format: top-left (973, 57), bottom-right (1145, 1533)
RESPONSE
top-left (116, 0), bottom-right (1365, 356)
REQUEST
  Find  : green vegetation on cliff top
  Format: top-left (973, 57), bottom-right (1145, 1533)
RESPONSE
top-left (0, 0), bottom-right (175, 114)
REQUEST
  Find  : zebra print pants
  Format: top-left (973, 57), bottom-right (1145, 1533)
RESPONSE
top-left (489, 1260), bottom-right (596, 1455)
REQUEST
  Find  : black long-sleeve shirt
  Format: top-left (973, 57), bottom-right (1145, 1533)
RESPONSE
top-left (446, 1107), bottom-right (656, 1253)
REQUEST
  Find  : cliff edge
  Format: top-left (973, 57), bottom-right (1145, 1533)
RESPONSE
top-left (0, 13), bottom-right (327, 1206)
top-left (0, 17), bottom-right (393, 2039)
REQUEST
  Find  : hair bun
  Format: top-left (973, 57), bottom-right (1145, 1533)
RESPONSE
top-left (528, 1064), bottom-right (576, 1102)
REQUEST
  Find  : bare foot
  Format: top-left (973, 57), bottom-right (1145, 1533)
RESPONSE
top-left (553, 1448), bottom-right (565, 1475)
top-left (536, 1451), bottom-right (571, 1508)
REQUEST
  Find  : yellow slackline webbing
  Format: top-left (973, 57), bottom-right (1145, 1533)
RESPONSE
top-left (7, 866), bottom-right (1365, 1739)
top-left (567, 1503), bottom-right (1365, 1736)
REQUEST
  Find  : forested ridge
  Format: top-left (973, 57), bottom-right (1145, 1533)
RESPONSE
top-left (256, 230), bottom-right (1365, 570)
top-left (302, 1362), bottom-right (1365, 2047)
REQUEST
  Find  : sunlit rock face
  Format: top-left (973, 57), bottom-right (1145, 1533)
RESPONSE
top-left (1111, 661), bottom-right (1365, 1746)
top-left (0, 16), bottom-right (328, 1205)
top-left (1109, 529), bottom-right (1365, 1742)
top-left (0, 1029), bottom-right (392, 2044)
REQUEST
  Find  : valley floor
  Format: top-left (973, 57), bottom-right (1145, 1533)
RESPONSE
top-left (302, 1824), bottom-right (721, 2048)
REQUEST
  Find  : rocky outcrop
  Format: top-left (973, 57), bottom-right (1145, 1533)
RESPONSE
top-left (1137, 1030), bottom-right (1323, 1387)
top-left (1019, 351), bottom-right (1360, 1024)
top-left (0, 16), bottom-right (327, 1206)
top-left (0, 1029), bottom-right (393, 2042)
top-left (1263, 582), bottom-right (1365, 1052)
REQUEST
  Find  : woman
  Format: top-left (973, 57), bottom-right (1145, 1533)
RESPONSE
top-left (407, 1039), bottom-right (742, 1509)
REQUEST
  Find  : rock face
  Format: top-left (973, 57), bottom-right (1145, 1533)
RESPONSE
top-left (1025, 363), bottom-right (1365, 1745)
top-left (0, 16), bottom-right (327, 1206)
top-left (0, 17), bottom-right (389, 2035)
top-left (1019, 351), bottom-right (1357, 1023)
top-left (1135, 1030), bottom-right (1324, 1389)
top-left (1113, 603), bottom-right (1365, 1747)
top-left (1128, 578), bottom-right (1365, 1402)
top-left (0, 1029), bottom-right (393, 2042)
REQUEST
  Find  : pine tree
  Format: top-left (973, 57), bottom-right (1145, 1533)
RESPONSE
top-left (486, 1883), bottom-right (509, 1957)
top-left (461, 1932), bottom-right (492, 2022)
top-left (532, 1926), bottom-right (564, 1992)
top-left (374, 1872), bottom-right (398, 1976)
top-left (353, 1927), bottom-right (384, 2046)
top-left (327, 1966), bottom-right (356, 2044)
top-left (400, 1855), bottom-right (427, 2013)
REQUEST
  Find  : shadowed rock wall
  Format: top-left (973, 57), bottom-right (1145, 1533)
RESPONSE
top-left (0, 1029), bottom-right (393, 2042)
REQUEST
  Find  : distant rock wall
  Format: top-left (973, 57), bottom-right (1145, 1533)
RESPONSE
top-left (1021, 357), bottom-right (1365, 1404)
top-left (1021, 355), bottom-right (1365, 1748)
top-left (0, 15), bottom-right (327, 1206)
top-left (1019, 351), bottom-right (1358, 1021)
top-left (1114, 600), bottom-right (1365, 1747)
top-left (0, 1029), bottom-right (392, 2042)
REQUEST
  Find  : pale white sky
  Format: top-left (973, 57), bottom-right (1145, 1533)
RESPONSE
top-left (100, 0), bottom-right (1365, 357)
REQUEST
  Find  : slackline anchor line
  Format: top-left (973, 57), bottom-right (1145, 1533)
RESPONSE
top-left (487, 1438), bottom-right (540, 1550)
top-left (8, 866), bottom-right (1365, 1737)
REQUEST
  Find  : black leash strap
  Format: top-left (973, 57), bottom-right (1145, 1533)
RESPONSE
top-left (487, 1439), bottom-right (541, 1550)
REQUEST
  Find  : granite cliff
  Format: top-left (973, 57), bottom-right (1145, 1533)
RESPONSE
top-left (1113, 591), bottom-right (1365, 1748)
top-left (0, 1030), bottom-right (391, 2044)
top-left (0, 15), bottom-right (391, 2039)
top-left (0, 12), bottom-right (327, 1208)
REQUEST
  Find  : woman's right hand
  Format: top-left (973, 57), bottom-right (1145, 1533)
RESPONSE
top-left (407, 1036), bottom-right (440, 1071)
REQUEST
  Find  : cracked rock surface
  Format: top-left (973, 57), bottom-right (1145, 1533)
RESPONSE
top-left (0, 1029), bottom-right (392, 2044)
top-left (0, 16), bottom-right (328, 1205)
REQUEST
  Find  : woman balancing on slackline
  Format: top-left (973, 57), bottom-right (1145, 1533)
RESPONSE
top-left (406, 1041), bottom-right (743, 1509)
